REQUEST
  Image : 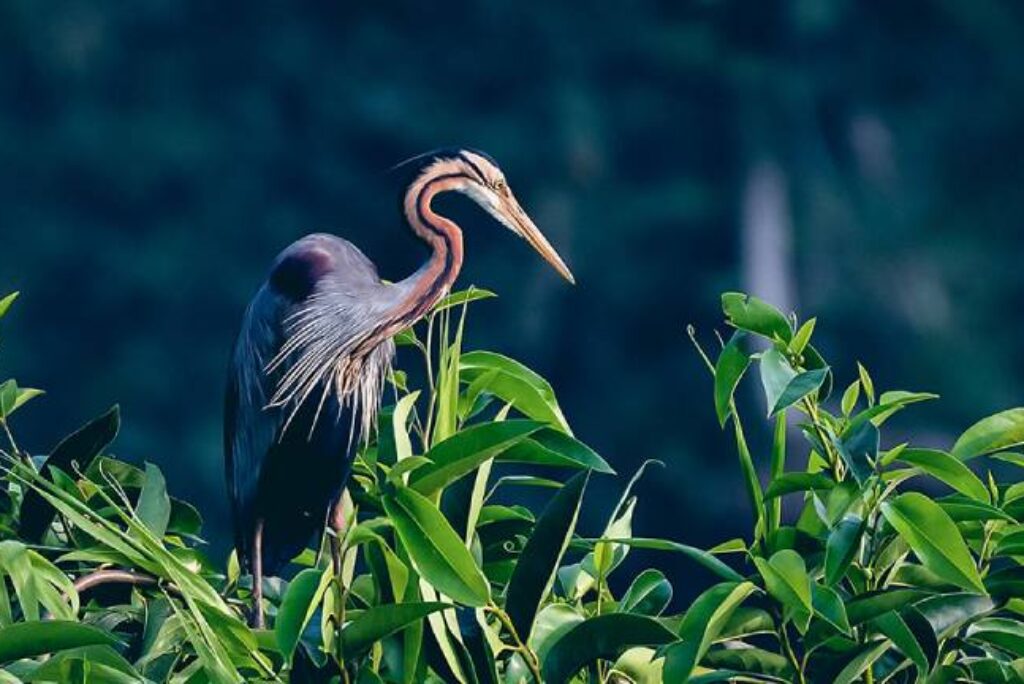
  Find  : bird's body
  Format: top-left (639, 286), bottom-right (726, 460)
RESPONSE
top-left (225, 149), bottom-right (574, 626)
top-left (224, 234), bottom-right (392, 574)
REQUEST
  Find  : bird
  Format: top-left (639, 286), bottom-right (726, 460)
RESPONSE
top-left (224, 148), bottom-right (575, 627)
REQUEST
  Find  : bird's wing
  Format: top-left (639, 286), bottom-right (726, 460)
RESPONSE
top-left (224, 282), bottom-right (286, 565)
top-left (225, 234), bottom-right (398, 568)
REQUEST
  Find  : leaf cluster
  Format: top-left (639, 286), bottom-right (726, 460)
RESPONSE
top-left (2, 290), bottom-right (1024, 683)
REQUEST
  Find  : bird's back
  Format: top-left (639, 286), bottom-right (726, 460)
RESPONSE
top-left (224, 233), bottom-right (393, 574)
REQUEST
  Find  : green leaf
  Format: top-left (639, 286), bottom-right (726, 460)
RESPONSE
top-left (847, 391), bottom-right (938, 431)
top-left (341, 602), bottom-right (450, 655)
top-left (19, 405), bottom-right (120, 542)
top-left (897, 448), bottom-right (989, 502)
top-left (619, 569), bottom-right (673, 616)
top-left (965, 617), bottom-right (1024, 657)
top-left (874, 607), bottom-right (937, 676)
top-left (0, 385), bottom-right (43, 419)
top-left (529, 604), bottom-right (585, 664)
top-left (410, 420), bottom-right (543, 494)
top-left (137, 462), bottom-right (171, 538)
top-left (835, 419), bottom-right (878, 484)
top-left (541, 614), bottom-right (676, 684)
top-left (833, 640), bottom-right (890, 684)
top-left (841, 380), bottom-right (860, 417)
top-left (699, 647), bottom-right (793, 680)
top-left (275, 567), bottom-right (331, 661)
top-left (915, 593), bottom-right (994, 637)
top-left (857, 363), bottom-right (875, 406)
top-left (0, 292), bottom-right (18, 320)
top-left (714, 331), bottom-right (750, 427)
top-left (382, 484), bottom-right (490, 606)
top-left (790, 317), bottom-right (816, 355)
top-left (0, 621), bottom-right (117, 664)
top-left (881, 492), bottom-right (986, 594)
top-left (392, 391), bottom-right (420, 464)
top-left (952, 408), bottom-right (1024, 460)
top-left (721, 292), bottom-right (792, 341)
top-left (825, 515), bottom-right (864, 586)
top-left (663, 581), bottom-right (756, 681)
top-left (0, 380), bottom-right (16, 419)
top-left (497, 428), bottom-right (614, 473)
top-left (765, 472), bottom-right (834, 499)
top-left (594, 537), bottom-right (743, 582)
top-left (459, 351), bottom-right (570, 433)
top-left (846, 589), bottom-right (930, 626)
top-left (759, 347), bottom-right (828, 416)
top-left (432, 288), bottom-right (497, 314)
top-left (506, 471), bottom-right (589, 641)
top-left (754, 550), bottom-right (813, 632)
top-left (812, 583), bottom-right (851, 634)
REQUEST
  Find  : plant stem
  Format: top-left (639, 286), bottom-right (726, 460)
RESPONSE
top-left (487, 603), bottom-right (543, 683)
top-left (802, 397), bottom-right (842, 480)
top-left (778, 623), bottom-right (806, 684)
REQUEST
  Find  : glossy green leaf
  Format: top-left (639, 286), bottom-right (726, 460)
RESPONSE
top-left (619, 569), bottom-right (673, 616)
top-left (700, 647), bottom-right (793, 680)
top-left (541, 613), bottom-right (676, 684)
top-left (432, 288), bottom-right (497, 314)
top-left (459, 351), bottom-right (570, 433)
top-left (382, 484), bottom-right (490, 606)
top-left (275, 567), bottom-right (331, 660)
top-left (833, 640), bottom-right (889, 684)
top-left (341, 602), bottom-right (450, 655)
top-left (881, 492), bottom-right (985, 594)
top-left (722, 292), bottom-right (792, 341)
top-left (498, 428), bottom-right (614, 474)
top-left (965, 617), bottom-right (1024, 657)
top-left (952, 408), bottom-right (1024, 460)
top-left (506, 470), bottom-right (588, 640)
top-left (765, 472), bottom-right (834, 499)
top-left (897, 448), bottom-right (989, 502)
top-left (714, 331), bottom-right (749, 427)
top-left (755, 550), bottom-right (812, 632)
top-left (759, 347), bottom-right (828, 416)
top-left (410, 420), bottom-right (544, 494)
top-left (663, 581), bottom-right (756, 681)
top-left (137, 462), bottom-right (171, 538)
top-left (790, 317), bottom-right (816, 355)
top-left (529, 604), bottom-right (585, 664)
top-left (19, 405), bottom-right (120, 542)
top-left (825, 515), bottom-right (864, 586)
top-left (835, 419), bottom-right (878, 484)
top-left (846, 589), bottom-right (930, 626)
top-left (873, 607), bottom-right (937, 677)
top-left (0, 621), bottom-right (117, 664)
top-left (915, 592), bottom-right (994, 637)
top-left (841, 380), bottom-right (860, 417)
top-left (812, 583), bottom-right (851, 635)
top-left (0, 292), bottom-right (18, 320)
top-left (595, 537), bottom-right (743, 582)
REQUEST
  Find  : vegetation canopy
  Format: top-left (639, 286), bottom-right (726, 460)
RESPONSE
top-left (1, 288), bottom-right (1024, 683)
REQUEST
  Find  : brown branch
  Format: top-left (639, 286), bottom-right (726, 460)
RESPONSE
top-left (73, 569), bottom-right (162, 594)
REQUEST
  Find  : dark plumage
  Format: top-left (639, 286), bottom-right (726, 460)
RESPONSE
top-left (225, 149), bottom-right (574, 627)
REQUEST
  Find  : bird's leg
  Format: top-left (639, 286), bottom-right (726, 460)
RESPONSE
top-left (328, 498), bottom-right (345, 577)
top-left (251, 520), bottom-right (265, 629)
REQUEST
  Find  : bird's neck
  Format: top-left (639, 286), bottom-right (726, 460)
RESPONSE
top-left (389, 170), bottom-right (466, 329)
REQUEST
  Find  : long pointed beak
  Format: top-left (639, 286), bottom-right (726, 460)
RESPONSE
top-left (503, 195), bottom-right (576, 285)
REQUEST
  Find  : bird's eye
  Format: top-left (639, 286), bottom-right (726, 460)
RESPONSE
top-left (492, 178), bottom-right (507, 193)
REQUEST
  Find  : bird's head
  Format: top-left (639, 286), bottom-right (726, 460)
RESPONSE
top-left (398, 148), bottom-right (575, 284)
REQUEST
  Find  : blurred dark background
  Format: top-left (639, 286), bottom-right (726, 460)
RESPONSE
top-left (3, 1), bottom-right (1024, 595)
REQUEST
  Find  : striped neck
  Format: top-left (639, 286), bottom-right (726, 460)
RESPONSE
top-left (391, 159), bottom-right (469, 327)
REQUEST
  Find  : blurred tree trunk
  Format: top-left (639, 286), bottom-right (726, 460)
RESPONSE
top-left (741, 158), bottom-right (794, 315)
